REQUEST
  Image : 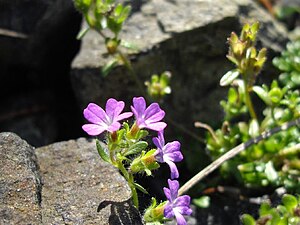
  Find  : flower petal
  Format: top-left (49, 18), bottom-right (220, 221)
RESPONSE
top-left (106, 121), bottom-right (121, 133)
top-left (152, 132), bottom-right (165, 149)
top-left (106, 98), bottom-right (126, 119)
top-left (84, 103), bottom-right (107, 124)
top-left (164, 141), bottom-right (180, 154)
top-left (165, 152), bottom-right (183, 163)
top-left (166, 160), bottom-right (180, 179)
top-left (132, 97), bottom-right (146, 117)
top-left (82, 124), bottom-right (106, 136)
top-left (174, 196), bottom-right (191, 209)
top-left (144, 122), bottom-right (167, 131)
top-left (174, 210), bottom-right (188, 225)
top-left (163, 187), bottom-right (171, 202)
top-left (168, 179), bottom-right (179, 201)
top-left (163, 203), bottom-right (175, 218)
top-left (144, 103), bottom-right (165, 122)
top-left (117, 112), bottom-right (133, 121)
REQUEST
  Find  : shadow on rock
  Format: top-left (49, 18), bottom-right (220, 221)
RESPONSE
top-left (98, 199), bottom-right (144, 225)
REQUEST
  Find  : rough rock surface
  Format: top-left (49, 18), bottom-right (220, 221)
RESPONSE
top-left (71, 0), bottom-right (289, 130)
top-left (35, 137), bottom-right (143, 224)
top-left (0, 132), bottom-right (143, 224)
top-left (0, 132), bottom-right (42, 224)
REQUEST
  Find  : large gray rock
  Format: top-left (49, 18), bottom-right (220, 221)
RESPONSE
top-left (0, 132), bottom-right (143, 224)
top-left (0, 132), bottom-right (42, 224)
top-left (71, 0), bottom-right (290, 135)
top-left (35, 138), bottom-right (143, 224)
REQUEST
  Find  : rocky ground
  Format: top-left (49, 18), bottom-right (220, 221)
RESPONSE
top-left (0, 0), bottom-right (299, 224)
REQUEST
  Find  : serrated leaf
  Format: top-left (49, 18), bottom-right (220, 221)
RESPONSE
top-left (220, 70), bottom-right (240, 86)
top-left (96, 139), bottom-right (110, 163)
top-left (125, 141), bottom-right (148, 156)
top-left (134, 182), bottom-right (149, 194)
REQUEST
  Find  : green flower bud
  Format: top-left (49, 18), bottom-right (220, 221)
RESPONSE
top-left (130, 150), bottom-right (160, 175)
top-left (144, 198), bottom-right (166, 223)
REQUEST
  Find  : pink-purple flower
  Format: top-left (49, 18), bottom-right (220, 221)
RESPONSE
top-left (82, 98), bottom-right (133, 136)
top-left (131, 97), bottom-right (167, 131)
top-left (163, 179), bottom-right (192, 225)
top-left (153, 131), bottom-right (183, 179)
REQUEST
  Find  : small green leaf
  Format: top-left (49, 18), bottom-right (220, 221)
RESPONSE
top-left (241, 214), bottom-right (256, 225)
top-left (264, 161), bottom-right (278, 182)
top-left (101, 58), bottom-right (119, 77)
top-left (249, 119), bottom-right (259, 138)
top-left (282, 194), bottom-right (298, 213)
top-left (193, 196), bottom-right (210, 208)
top-left (96, 139), bottom-right (110, 163)
top-left (253, 85), bottom-right (272, 105)
top-left (76, 27), bottom-right (90, 40)
top-left (120, 40), bottom-right (139, 51)
top-left (133, 182), bottom-right (149, 194)
top-left (220, 70), bottom-right (240, 86)
top-left (125, 141), bottom-right (148, 156)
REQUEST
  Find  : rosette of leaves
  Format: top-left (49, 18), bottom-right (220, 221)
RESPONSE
top-left (273, 40), bottom-right (300, 89)
top-left (242, 194), bottom-right (300, 225)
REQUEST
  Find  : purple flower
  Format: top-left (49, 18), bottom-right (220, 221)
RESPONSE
top-left (82, 98), bottom-right (133, 136)
top-left (131, 97), bottom-right (167, 131)
top-left (153, 131), bottom-right (183, 179)
top-left (163, 179), bottom-right (192, 225)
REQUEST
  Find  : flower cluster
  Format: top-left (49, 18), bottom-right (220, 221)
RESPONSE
top-left (82, 97), bottom-right (192, 225)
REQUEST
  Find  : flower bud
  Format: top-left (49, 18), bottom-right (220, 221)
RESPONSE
top-left (143, 198), bottom-right (166, 223)
top-left (105, 38), bottom-right (120, 54)
top-left (130, 150), bottom-right (160, 175)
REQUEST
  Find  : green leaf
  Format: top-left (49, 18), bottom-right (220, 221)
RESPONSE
top-left (120, 40), bottom-right (139, 51)
top-left (249, 119), bottom-right (259, 138)
top-left (193, 196), bottom-right (210, 208)
top-left (220, 70), bottom-right (240, 86)
top-left (101, 58), bottom-right (119, 77)
top-left (282, 194), bottom-right (298, 213)
top-left (253, 85), bottom-right (272, 105)
top-left (133, 182), bottom-right (149, 194)
top-left (241, 214), bottom-right (256, 225)
top-left (264, 161), bottom-right (278, 182)
top-left (76, 27), bottom-right (90, 40)
top-left (96, 139), bottom-right (110, 163)
top-left (125, 141), bottom-right (148, 156)
top-left (116, 5), bottom-right (131, 23)
top-left (259, 202), bottom-right (272, 216)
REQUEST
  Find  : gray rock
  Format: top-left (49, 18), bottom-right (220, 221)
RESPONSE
top-left (35, 138), bottom-right (143, 225)
top-left (0, 132), bottom-right (42, 224)
top-left (71, 0), bottom-right (290, 133)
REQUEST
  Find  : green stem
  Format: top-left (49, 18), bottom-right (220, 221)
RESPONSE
top-left (128, 173), bottom-right (139, 209)
top-left (242, 75), bottom-right (257, 120)
top-left (117, 161), bottom-right (139, 208)
top-left (271, 107), bottom-right (277, 124)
